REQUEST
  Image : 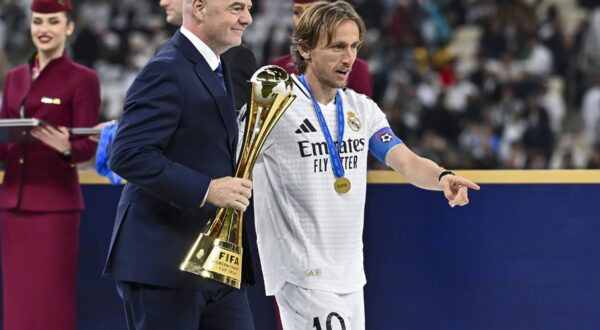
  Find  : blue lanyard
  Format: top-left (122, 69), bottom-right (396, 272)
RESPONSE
top-left (299, 75), bottom-right (345, 179)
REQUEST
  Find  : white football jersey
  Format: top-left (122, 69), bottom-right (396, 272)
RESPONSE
top-left (250, 75), bottom-right (391, 295)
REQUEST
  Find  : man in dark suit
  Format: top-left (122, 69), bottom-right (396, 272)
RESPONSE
top-left (160, 0), bottom-right (257, 109)
top-left (104, 0), bottom-right (255, 329)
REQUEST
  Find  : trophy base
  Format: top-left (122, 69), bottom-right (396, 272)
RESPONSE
top-left (180, 233), bottom-right (243, 289)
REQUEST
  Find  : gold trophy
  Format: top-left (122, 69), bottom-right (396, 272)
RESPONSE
top-left (180, 65), bottom-right (296, 288)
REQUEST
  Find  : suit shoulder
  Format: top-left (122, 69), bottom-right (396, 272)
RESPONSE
top-left (155, 38), bottom-right (178, 58)
top-left (157, 45), bottom-right (188, 69)
top-left (129, 52), bottom-right (183, 92)
top-left (7, 64), bottom-right (30, 78)
top-left (68, 61), bottom-right (100, 81)
top-left (143, 48), bottom-right (183, 74)
top-left (222, 45), bottom-right (257, 71)
top-left (223, 45), bottom-right (254, 58)
top-left (3, 65), bottom-right (30, 92)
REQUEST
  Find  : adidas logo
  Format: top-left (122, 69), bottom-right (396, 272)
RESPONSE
top-left (295, 118), bottom-right (317, 134)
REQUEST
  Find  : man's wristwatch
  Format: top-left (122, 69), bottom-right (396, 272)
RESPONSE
top-left (59, 149), bottom-right (72, 160)
top-left (438, 170), bottom-right (455, 182)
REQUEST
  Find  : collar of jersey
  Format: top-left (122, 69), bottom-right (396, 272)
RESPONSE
top-left (291, 74), bottom-right (311, 99)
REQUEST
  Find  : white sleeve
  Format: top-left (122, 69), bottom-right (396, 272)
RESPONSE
top-left (364, 96), bottom-right (392, 139)
top-left (236, 104), bottom-right (248, 163)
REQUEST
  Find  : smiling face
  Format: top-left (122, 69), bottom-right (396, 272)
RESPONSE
top-left (301, 20), bottom-right (360, 92)
top-left (160, 0), bottom-right (183, 25)
top-left (30, 11), bottom-right (73, 56)
top-left (190, 0), bottom-right (252, 55)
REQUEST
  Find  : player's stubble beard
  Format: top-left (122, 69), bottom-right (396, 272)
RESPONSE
top-left (314, 66), bottom-right (352, 93)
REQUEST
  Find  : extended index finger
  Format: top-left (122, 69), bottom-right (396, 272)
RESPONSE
top-left (453, 176), bottom-right (480, 190)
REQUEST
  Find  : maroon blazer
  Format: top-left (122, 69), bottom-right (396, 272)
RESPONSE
top-left (270, 53), bottom-right (373, 98)
top-left (0, 53), bottom-right (100, 211)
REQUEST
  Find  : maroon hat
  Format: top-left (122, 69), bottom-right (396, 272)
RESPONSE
top-left (31, 0), bottom-right (73, 13)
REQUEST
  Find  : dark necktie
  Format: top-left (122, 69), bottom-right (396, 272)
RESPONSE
top-left (214, 63), bottom-right (226, 92)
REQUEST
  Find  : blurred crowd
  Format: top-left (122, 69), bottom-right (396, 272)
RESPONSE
top-left (1, 0), bottom-right (599, 169)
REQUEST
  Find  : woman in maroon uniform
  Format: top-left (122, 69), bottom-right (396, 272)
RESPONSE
top-left (0, 0), bottom-right (100, 329)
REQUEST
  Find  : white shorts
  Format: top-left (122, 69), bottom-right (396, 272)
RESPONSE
top-left (274, 282), bottom-right (365, 330)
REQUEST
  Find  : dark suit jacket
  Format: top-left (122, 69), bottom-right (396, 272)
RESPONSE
top-left (222, 44), bottom-right (257, 110)
top-left (104, 30), bottom-right (254, 289)
top-left (0, 53), bottom-right (100, 211)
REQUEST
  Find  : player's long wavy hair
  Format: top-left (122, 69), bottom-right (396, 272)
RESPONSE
top-left (291, 1), bottom-right (366, 74)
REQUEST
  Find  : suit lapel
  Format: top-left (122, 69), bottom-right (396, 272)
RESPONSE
top-left (172, 31), bottom-right (238, 160)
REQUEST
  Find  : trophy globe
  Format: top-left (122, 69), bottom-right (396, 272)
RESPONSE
top-left (250, 65), bottom-right (292, 107)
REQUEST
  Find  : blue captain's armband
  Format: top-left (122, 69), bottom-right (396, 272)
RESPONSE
top-left (369, 127), bottom-right (403, 164)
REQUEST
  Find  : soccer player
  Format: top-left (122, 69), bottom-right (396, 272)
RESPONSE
top-left (250, 2), bottom-right (480, 329)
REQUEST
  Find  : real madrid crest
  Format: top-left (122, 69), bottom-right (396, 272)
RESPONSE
top-left (346, 111), bottom-right (361, 132)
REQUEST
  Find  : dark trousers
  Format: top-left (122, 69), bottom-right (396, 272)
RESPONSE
top-left (116, 280), bottom-right (255, 330)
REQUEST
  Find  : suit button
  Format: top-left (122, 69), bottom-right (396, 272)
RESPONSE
top-left (21, 131), bottom-right (26, 136)
top-left (70, 164), bottom-right (75, 168)
top-left (19, 158), bottom-right (24, 164)
top-left (169, 201), bottom-right (175, 206)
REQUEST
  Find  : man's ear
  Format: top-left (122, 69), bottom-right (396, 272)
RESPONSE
top-left (298, 46), bottom-right (311, 61)
top-left (192, 0), bottom-right (206, 20)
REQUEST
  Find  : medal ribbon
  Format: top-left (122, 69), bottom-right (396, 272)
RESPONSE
top-left (299, 75), bottom-right (345, 180)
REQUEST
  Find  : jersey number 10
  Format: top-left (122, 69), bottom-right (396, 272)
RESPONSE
top-left (313, 312), bottom-right (347, 330)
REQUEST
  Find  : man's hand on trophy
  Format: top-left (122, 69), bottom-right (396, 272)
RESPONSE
top-left (206, 177), bottom-right (253, 211)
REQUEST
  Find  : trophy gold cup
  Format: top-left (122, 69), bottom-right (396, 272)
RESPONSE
top-left (180, 65), bottom-right (296, 288)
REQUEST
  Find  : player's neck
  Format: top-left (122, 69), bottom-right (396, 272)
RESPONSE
top-left (304, 71), bottom-right (336, 105)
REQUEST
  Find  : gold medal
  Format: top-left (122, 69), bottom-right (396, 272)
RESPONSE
top-left (334, 177), bottom-right (351, 194)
